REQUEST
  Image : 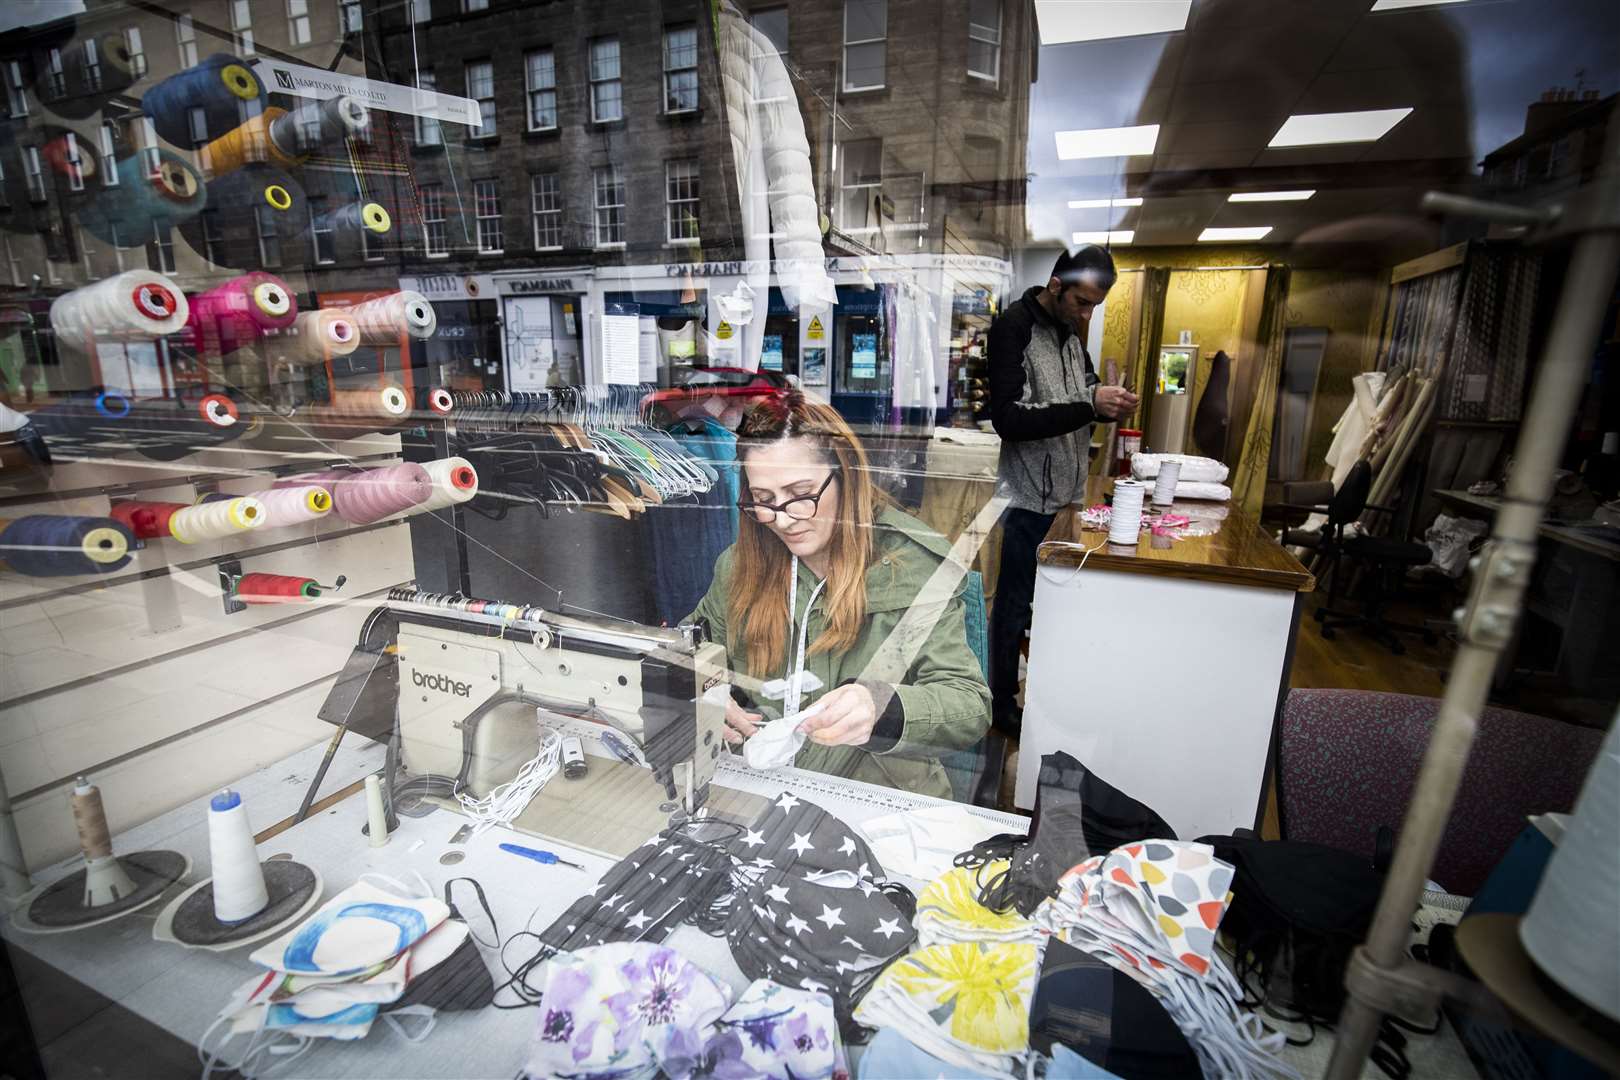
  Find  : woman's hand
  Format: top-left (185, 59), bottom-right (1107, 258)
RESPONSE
top-left (797, 683), bottom-right (878, 747)
top-left (723, 698), bottom-right (763, 746)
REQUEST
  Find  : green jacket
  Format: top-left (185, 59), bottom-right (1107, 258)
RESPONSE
top-left (688, 507), bottom-right (990, 799)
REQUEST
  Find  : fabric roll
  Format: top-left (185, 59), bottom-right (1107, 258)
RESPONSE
top-left (1130, 454), bottom-right (1230, 484)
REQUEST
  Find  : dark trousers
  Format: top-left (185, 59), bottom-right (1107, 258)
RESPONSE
top-left (988, 507), bottom-right (1055, 735)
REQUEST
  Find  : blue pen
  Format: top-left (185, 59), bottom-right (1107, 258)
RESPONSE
top-left (499, 842), bottom-right (585, 870)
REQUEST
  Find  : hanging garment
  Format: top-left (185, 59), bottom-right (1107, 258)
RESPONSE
top-left (1192, 351), bottom-right (1232, 463)
top-left (519, 942), bottom-right (733, 1080)
top-left (853, 940), bottom-right (1041, 1079)
top-left (648, 419), bottom-right (739, 626)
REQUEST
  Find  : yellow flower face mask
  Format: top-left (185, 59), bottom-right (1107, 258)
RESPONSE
top-left (915, 862), bottom-right (1039, 946)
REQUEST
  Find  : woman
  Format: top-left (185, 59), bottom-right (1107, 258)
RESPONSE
top-left (688, 392), bottom-right (989, 799)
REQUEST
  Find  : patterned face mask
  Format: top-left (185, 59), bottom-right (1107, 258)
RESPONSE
top-left (520, 943), bottom-right (733, 1080)
top-left (664, 979), bottom-right (848, 1080)
top-left (1035, 841), bottom-right (1294, 1080)
top-left (915, 862), bottom-right (1040, 947)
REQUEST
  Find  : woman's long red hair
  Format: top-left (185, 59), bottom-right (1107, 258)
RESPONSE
top-left (728, 392), bottom-right (878, 678)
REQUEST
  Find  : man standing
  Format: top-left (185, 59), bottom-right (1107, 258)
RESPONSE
top-left (980, 246), bottom-right (1139, 798)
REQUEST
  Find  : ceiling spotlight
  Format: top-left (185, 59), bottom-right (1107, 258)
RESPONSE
top-left (1055, 124), bottom-right (1160, 160)
top-left (1227, 190), bottom-right (1315, 202)
top-left (1067, 197), bottom-right (1144, 209)
top-left (1072, 230), bottom-right (1135, 245)
top-left (1268, 108), bottom-right (1413, 147)
top-left (1198, 226), bottom-right (1273, 242)
top-left (1036, 0), bottom-right (1191, 43)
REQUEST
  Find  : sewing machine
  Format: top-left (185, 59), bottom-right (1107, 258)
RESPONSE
top-left (310, 588), bottom-right (729, 820)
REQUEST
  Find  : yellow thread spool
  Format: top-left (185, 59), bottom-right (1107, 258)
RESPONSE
top-left (201, 108), bottom-right (303, 174)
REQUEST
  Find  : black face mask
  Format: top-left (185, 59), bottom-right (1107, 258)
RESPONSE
top-left (1029, 938), bottom-right (1204, 1079)
top-left (960, 752), bottom-right (1177, 916)
top-left (384, 878), bottom-right (498, 1014)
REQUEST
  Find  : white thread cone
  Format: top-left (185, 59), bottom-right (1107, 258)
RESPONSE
top-left (208, 788), bottom-right (268, 922)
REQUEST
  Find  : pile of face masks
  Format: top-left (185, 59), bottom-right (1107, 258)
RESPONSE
top-left (1033, 840), bottom-right (1298, 1080)
top-left (201, 879), bottom-right (472, 1076)
top-left (519, 943), bottom-right (848, 1080)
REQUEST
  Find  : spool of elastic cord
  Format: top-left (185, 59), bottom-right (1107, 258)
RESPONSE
top-left (347, 290), bottom-right (436, 344)
top-left (387, 457), bottom-right (479, 520)
top-left (1152, 459), bottom-right (1182, 508)
top-left (268, 95), bottom-right (371, 156)
top-left (246, 485), bottom-right (332, 526)
top-left (287, 309), bottom-right (359, 364)
top-left (234, 573), bottom-right (325, 603)
top-left (142, 53), bottom-right (265, 147)
top-left (80, 151), bottom-right (207, 247)
top-left (457, 719), bottom-right (562, 837)
top-left (0, 515), bottom-right (135, 575)
top-left (167, 496), bottom-right (264, 543)
top-left (329, 462), bottom-right (433, 524)
top-left (1109, 479), bottom-right (1147, 546)
top-left (184, 272), bottom-right (297, 355)
top-left (50, 271), bottom-right (189, 349)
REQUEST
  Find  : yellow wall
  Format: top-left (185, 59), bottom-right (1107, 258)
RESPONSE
top-left (1284, 270), bottom-right (1385, 472)
top-left (1162, 268), bottom-right (1251, 425)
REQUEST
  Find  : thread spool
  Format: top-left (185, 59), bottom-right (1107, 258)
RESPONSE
top-left (206, 788), bottom-right (268, 922)
top-left (178, 166), bottom-right (308, 271)
top-left (142, 54), bottom-right (266, 147)
top-left (1109, 479), bottom-right (1146, 546)
top-left (268, 95), bottom-right (371, 157)
top-left (80, 151), bottom-right (207, 248)
top-left (422, 386), bottom-right (454, 416)
top-left (42, 33), bottom-right (138, 118)
top-left (50, 271), bottom-right (190, 348)
top-left (248, 485), bottom-right (332, 526)
top-left (329, 462), bottom-right (433, 524)
top-left (274, 468), bottom-right (354, 491)
top-left (312, 200), bottom-right (391, 241)
top-left (184, 272), bottom-right (297, 356)
top-left (287, 309), bottom-right (359, 364)
top-left (108, 500), bottom-right (186, 539)
top-left (198, 108), bottom-right (303, 174)
top-left (234, 573), bottom-right (324, 603)
top-left (0, 515), bottom-right (135, 575)
top-left (70, 778), bottom-right (114, 861)
top-left (365, 774), bottom-right (389, 847)
top-left (1152, 459), bottom-right (1181, 508)
top-left (1520, 723), bottom-right (1620, 1020)
top-left (40, 129), bottom-right (97, 186)
top-left (167, 496), bottom-right (263, 543)
top-left (346, 291), bottom-right (435, 345)
top-left (416, 457), bottom-right (479, 513)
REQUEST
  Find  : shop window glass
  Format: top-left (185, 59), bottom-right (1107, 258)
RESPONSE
top-left (594, 163), bottom-right (624, 246)
top-left (412, 0), bottom-right (432, 22)
top-left (230, 0), bottom-right (255, 56)
top-left (200, 209), bottom-right (225, 264)
top-left (531, 173), bottom-right (562, 249)
top-left (752, 7), bottom-right (788, 56)
top-left (464, 0), bottom-right (488, 10)
top-left (968, 0), bottom-right (1001, 82)
top-left (0, 157), bottom-right (7, 207)
top-left (23, 147), bottom-right (46, 202)
top-left (340, 0), bottom-right (362, 33)
top-left (4, 61), bottom-right (26, 118)
top-left (44, 49), bottom-right (65, 100)
top-left (843, 0), bottom-right (886, 91)
top-left (589, 37), bottom-right (622, 122)
top-left (526, 49), bottom-right (557, 130)
top-left (421, 182), bottom-right (448, 256)
top-left (666, 159), bottom-right (700, 243)
top-left (61, 133), bottom-right (85, 192)
top-left (176, 13), bottom-right (198, 67)
top-left (467, 59), bottom-right (495, 136)
top-left (309, 195), bottom-right (335, 263)
top-left (125, 27), bottom-right (145, 77)
top-left (256, 205), bottom-right (282, 267)
top-left (415, 70), bottom-right (441, 145)
top-left (82, 39), bottom-right (102, 92)
top-left (287, 0), bottom-right (312, 46)
top-left (838, 138), bottom-right (881, 233)
top-left (475, 178), bottom-right (503, 252)
top-left (148, 220), bottom-right (175, 272)
top-left (663, 26), bottom-right (697, 113)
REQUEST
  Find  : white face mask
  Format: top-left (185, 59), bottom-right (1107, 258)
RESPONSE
top-left (859, 805), bottom-right (1020, 882)
top-left (742, 555), bottom-right (828, 772)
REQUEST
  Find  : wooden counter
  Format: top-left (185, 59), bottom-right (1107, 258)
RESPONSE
top-left (1038, 477), bottom-right (1314, 593)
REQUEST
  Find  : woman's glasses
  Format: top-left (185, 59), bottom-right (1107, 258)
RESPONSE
top-left (738, 471), bottom-right (837, 524)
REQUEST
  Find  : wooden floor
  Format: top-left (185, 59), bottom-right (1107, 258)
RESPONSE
top-left (1289, 594), bottom-right (1454, 697)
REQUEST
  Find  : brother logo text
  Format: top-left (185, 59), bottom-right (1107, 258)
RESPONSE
top-left (412, 669), bottom-right (472, 697)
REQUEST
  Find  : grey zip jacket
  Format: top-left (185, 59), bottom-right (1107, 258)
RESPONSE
top-left (988, 286), bottom-right (1101, 512)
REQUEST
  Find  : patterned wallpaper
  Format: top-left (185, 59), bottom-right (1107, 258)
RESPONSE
top-left (1163, 268), bottom-right (1252, 424)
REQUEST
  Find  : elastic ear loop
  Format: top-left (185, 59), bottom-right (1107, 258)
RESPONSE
top-left (1035, 537), bottom-right (1109, 587)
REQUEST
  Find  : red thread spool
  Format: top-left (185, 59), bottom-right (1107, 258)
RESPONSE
top-left (427, 387), bottom-right (454, 415)
top-left (449, 465), bottom-right (476, 490)
top-left (108, 501), bottom-right (188, 539)
top-left (234, 573), bottom-right (321, 603)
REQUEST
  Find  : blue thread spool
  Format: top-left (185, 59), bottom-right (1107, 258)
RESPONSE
top-left (94, 391), bottom-right (131, 419)
top-left (141, 54), bottom-right (265, 147)
top-left (178, 164), bottom-right (308, 270)
top-left (39, 31), bottom-right (139, 120)
top-left (80, 151), bottom-right (207, 247)
top-left (0, 515), bottom-right (137, 576)
top-left (25, 392), bottom-right (124, 440)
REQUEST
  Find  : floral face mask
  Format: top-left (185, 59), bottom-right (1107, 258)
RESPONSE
top-left (665, 979), bottom-right (848, 1080)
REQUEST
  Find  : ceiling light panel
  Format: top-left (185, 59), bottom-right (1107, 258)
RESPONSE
top-left (1055, 124), bottom-right (1160, 160)
top-left (1227, 190), bottom-right (1315, 202)
top-left (1268, 108), bottom-right (1413, 147)
top-left (1198, 226), bottom-right (1273, 242)
top-left (1073, 230), bottom-right (1135, 245)
top-left (1036, 1), bottom-right (1191, 44)
top-left (1067, 197), bottom-right (1144, 209)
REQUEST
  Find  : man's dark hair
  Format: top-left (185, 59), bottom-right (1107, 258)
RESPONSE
top-left (1050, 245), bottom-right (1118, 291)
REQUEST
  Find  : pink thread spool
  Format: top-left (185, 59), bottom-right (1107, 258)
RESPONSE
top-left (184, 272), bottom-right (298, 357)
top-left (328, 463), bottom-right (432, 524)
